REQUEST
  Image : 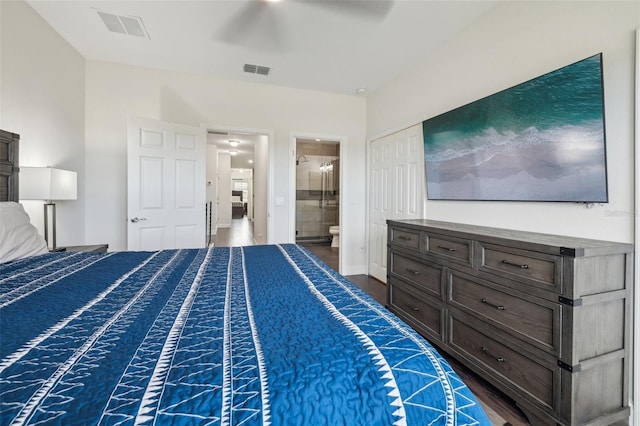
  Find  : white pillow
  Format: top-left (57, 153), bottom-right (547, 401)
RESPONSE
top-left (0, 202), bottom-right (49, 263)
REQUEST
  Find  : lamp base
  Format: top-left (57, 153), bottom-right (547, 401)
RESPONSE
top-left (44, 202), bottom-right (57, 250)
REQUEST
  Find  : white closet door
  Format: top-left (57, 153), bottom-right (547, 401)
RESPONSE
top-left (369, 135), bottom-right (392, 282)
top-left (368, 124), bottom-right (425, 283)
top-left (404, 124), bottom-right (425, 219)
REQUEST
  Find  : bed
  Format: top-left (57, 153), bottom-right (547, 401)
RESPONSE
top-left (0, 131), bottom-right (490, 425)
top-left (232, 190), bottom-right (245, 219)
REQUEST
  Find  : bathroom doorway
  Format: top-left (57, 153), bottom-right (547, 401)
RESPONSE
top-left (295, 139), bottom-right (340, 250)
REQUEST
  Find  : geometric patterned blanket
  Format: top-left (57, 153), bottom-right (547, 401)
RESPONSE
top-left (0, 244), bottom-right (490, 425)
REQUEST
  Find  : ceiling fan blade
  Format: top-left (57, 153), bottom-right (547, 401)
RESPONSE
top-left (216, 2), bottom-right (266, 44)
top-left (296, 0), bottom-right (394, 20)
top-left (216, 1), bottom-right (287, 52)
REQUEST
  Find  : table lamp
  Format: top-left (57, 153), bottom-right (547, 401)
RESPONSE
top-left (19, 166), bottom-right (77, 250)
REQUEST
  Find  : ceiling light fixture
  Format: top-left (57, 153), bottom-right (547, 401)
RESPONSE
top-left (228, 140), bottom-right (240, 147)
top-left (229, 150), bottom-right (238, 156)
top-left (356, 88), bottom-right (367, 95)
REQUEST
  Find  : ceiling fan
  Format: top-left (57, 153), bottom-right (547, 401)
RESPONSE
top-left (216, 0), bottom-right (394, 51)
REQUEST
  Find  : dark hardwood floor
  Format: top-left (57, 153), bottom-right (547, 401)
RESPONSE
top-left (212, 217), bottom-right (255, 247)
top-left (297, 243), bottom-right (339, 270)
top-left (214, 219), bottom-right (530, 425)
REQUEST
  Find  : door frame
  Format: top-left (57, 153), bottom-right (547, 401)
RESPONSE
top-left (289, 132), bottom-right (346, 273)
top-left (632, 26), bottom-right (639, 426)
top-left (202, 124), bottom-right (274, 244)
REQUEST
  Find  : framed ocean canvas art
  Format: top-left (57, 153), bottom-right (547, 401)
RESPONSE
top-left (423, 53), bottom-right (608, 203)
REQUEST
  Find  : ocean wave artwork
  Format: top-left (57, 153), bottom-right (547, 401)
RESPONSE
top-left (423, 54), bottom-right (608, 202)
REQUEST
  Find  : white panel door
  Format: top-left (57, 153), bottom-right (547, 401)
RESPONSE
top-left (393, 130), bottom-right (407, 218)
top-left (368, 124), bottom-right (425, 283)
top-left (127, 117), bottom-right (206, 251)
top-left (403, 124), bottom-right (425, 218)
top-left (368, 135), bottom-right (392, 282)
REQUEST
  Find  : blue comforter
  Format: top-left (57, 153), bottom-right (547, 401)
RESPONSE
top-left (0, 244), bottom-right (490, 425)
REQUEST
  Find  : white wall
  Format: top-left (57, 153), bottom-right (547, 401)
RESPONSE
top-left (368, 1), bottom-right (639, 244)
top-left (0, 1), bottom-right (3, 126)
top-left (84, 61), bottom-right (368, 272)
top-left (0, 0), bottom-right (86, 247)
top-left (254, 135), bottom-right (269, 245)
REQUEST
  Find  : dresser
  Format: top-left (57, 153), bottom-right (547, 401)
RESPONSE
top-left (386, 219), bottom-right (632, 425)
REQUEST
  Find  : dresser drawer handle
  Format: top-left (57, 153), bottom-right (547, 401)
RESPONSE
top-left (406, 268), bottom-right (420, 276)
top-left (404, 303), bottom-right (420, 312)
top-left (502, 259), bottom-right (529, 269)
top-left (437, 245), bottom-right (456, 252)
top-left (397, 235), bottom-right (411, 241)
top-left (481, 298), bottom-right (505, 311)
top-left (481, 347), bottom-right (505, 363)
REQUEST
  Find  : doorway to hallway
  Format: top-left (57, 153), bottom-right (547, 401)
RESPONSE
top-left (206, 127), bottom-right (270, 246)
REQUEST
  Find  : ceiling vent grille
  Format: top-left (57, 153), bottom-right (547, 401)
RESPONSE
top-left (97, 11), bottom-right (150, 39)
top-left (244, 64), bottom-right (271, 76)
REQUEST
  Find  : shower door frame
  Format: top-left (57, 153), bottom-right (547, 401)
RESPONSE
top-left (289, 132), bottom-right (345, 272)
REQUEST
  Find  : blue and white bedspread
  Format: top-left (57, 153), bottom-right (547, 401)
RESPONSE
top-left (0, 244), bottom-right (490, 425)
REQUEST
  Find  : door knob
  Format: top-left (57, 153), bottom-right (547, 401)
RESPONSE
top-left (130, 217), bottom-right (148, 223)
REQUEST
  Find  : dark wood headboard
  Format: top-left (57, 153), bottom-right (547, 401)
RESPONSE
top-left (0, 129), bottom-right (20, 202)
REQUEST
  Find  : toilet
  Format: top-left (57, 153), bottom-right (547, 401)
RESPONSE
top-left (329, 225), bottom-right (340, 248)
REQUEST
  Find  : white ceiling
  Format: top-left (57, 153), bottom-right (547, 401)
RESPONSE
top-left (26, 0), bottom-right (498, 97)
top-left (208, 131), bottom-right (260, 169)
top-left (27, 0), bottom-right (498, 167)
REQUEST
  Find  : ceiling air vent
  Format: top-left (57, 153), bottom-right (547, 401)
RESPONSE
top-left (97, 11), bottom-right (150, 39)
top-left (243, 64), bottom-right (271, 76)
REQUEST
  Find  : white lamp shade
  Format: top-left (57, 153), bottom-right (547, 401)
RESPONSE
top-left (20, 167), bottom-right (77, 201)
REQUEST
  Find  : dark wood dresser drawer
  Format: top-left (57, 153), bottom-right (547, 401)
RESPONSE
top-left (390, 252), bottom-right (443, 299)
top-left (449, 271), bottom-right (560, 355)
top-left (478, 242), bottom-right (562, 293)
top-left (449, 315), bottom-right (558, 411)
top-left (426, 232), bottom-right (472, 266)
top-left (389, 227), bottom-right (421, 250)
top-left (389, 281), bottom-right (443, 341)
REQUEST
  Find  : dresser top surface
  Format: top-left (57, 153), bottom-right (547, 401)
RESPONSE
top-left (388, 219), bottom-right (633, 256)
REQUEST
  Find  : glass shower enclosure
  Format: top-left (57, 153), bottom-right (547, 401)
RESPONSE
top-left (295, 142), bottom-right (339, 244)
